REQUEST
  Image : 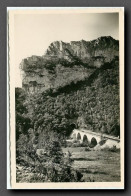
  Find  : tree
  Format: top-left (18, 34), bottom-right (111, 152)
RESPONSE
top-left (28, 127), bottom-right (83, 182)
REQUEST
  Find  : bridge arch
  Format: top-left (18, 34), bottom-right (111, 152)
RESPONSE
top-left (83, 135), bottom-right (89, 144)
top-left (77, 132), bottom-right (81, 140)
top-left (90, 137), bottom-right (97, 147)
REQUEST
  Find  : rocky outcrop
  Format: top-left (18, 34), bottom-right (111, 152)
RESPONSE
top-left (45, 36), bottom-right (119, 64)
top-left (20, 36), bottom-right (119, 94)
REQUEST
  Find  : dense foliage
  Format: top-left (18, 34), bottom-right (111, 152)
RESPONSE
top-left (15, 88), bottom-right (32, 140)
top-left (25, 58), bottom-right (120, 138)
top-left (16, 127), bottom-right (83, 182)
top-left (15, 56), bottom-right (120, 182)
top-left (16, 57), bottom-right (120, 139)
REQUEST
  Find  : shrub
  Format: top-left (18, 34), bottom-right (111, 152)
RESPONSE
top-left (85, 147), bottom-right (91, 151)
top-left (109, 145), bottom-right (119, 152)
top-left (81, 142), bottom-right (89, 147)
top-left (17, 128), bottom-right (84, 182)
top-left (101, 145), bottom-right (120, 153)
top-left (99, 139), bottom-right (106, 146)
top-left (66, 141), bottom-right (73, 147)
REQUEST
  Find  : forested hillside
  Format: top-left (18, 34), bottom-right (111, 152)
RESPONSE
top-left (16, 56), bottom-right (120, 142)
top-left (32, 57), bottom-right (120, 136)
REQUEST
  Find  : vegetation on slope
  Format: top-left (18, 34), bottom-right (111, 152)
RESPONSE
top-left (15, 54), bottom-right (119, 182)
top-left (16, 56), bottom-right (119, 139)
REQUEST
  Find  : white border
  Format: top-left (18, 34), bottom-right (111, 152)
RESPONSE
top-left (7, 7), bottom-right (124, 189)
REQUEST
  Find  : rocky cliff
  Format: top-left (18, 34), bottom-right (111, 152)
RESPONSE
top-left (17, 36), bottom-right (120, 136)
top-left (20, 36), bottom-right (119, 94)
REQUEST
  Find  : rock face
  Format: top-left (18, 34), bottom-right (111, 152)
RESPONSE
top-left (20, 36), bottom-right (119, 94)
top-left (45, 36), bottom-right (118, 64)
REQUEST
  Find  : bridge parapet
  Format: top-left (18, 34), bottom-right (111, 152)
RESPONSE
top-left (71, 129), bottom-right (101, 143)
top-left (71, 129), bottom-right (120, 145)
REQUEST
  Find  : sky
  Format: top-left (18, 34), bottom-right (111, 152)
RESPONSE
top-left (14, 12), bottom-right (119, 87)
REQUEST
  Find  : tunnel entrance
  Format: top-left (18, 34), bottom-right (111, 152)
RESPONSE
top-left (70, 123), bottom-right (77, 129)
top-left (66, 123), bottom-right (77, 138)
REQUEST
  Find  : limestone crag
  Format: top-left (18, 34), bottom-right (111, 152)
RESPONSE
top-left (45, 36), bottom-right (119, 63)
top-left (20, 36), bottom-right (119, 94)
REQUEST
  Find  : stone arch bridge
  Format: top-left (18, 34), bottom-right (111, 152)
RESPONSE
top-left (70, 129), bottom-right (120, 146)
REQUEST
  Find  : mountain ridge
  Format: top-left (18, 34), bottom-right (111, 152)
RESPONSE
top-left (20, 36), bottom-right (119, 94)
top-left (16, 35), bottom-right (120, 138)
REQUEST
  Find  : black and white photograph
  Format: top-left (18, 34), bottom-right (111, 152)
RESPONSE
top-left (7, 7), bottom-right (124, 189)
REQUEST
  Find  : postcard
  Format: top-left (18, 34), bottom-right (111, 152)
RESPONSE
top-left (7, 7), bottom-right (124, 189)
